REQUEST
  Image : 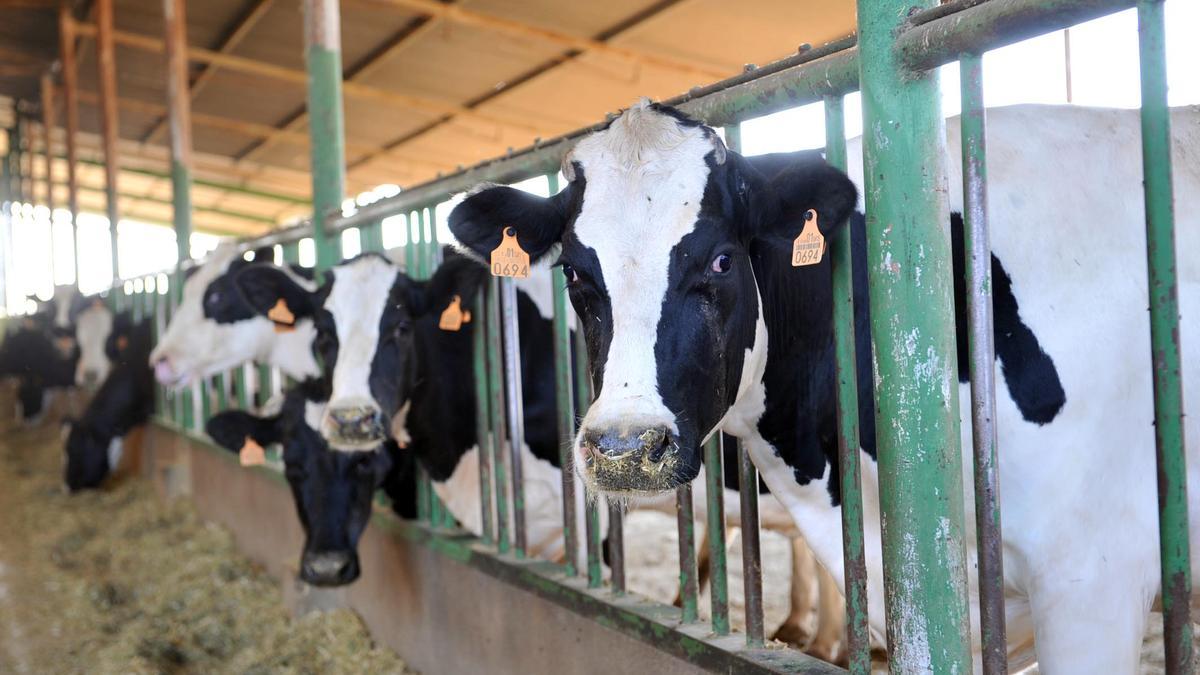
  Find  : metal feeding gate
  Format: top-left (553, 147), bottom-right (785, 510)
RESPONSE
top-left (94, 0), bottom-right (1187, 672)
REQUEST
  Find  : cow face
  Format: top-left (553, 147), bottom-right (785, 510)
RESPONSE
top-left (74, 302), bottom-right (114, 387)
top-left (450, 101), bottom-right (856, 497)
top-left (205, 408), bottom-right (393, 586)
top-left (236, 254), bottom-right (422, 451)
top-left (150, 244), bottom-right (316, 387)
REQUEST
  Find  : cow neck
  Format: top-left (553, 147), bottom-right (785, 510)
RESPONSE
top-left (406, 314), bottom-right (481, 482)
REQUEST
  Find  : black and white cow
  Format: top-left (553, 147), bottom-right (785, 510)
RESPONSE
top-left (450, 101), bottom-right (1200, 672)
top-left (0, 315), bottom-right (78, 421)
top-left (150, 243), bottom-right (319, 387)
top-left (74, 299), bottom-right (116, 387)
top-left (63, 313), bottom-right (155, 491)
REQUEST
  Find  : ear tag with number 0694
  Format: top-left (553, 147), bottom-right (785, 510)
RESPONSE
top-left (791, 209), bottom-right (825, 267)
top-left (490, 227), bottom-right (530, 279)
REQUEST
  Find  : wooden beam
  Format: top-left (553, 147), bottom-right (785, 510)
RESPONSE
top-left (58, 4), bottom-right (81, 283)
top-left (69, 19), bottom-right (553, 138)
top-left (141, 0), bottom-right (276, 144)
top-left (39, 74), bottom-right (55, 216)
top-left (239, 11), bottom-right (438, 164)
top-left (96, 0), bottom-right (121, 277)
top-left (361, 0), bottom-right (732, 80)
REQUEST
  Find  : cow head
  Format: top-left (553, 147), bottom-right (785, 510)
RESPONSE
top-left (205, 407), bottom-right (394, 586)
top-left (74, 301), bottom-right (114, 387)
top-left (150, 244), bottom-right (318, 387)
top-left (450, 101), bottom-right (856, 497)
top-left (235, 254), bottom-right (423, 451)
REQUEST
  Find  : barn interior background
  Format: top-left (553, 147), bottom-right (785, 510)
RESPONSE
top-left (0, 0), bottom-right (1197, 673)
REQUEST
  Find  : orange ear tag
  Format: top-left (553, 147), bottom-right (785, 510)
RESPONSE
top-left (791, 209), bottom-right (826, 267)
top-left (267, 298), bottom-right (296, 333)
top-left (116, 335), bottom-right (129, 351)
top-left (489, 227), bottom-right (531, 279)
top-left (438, 295), bottom-right (472, 332)
top-left (239, 436), bottom-right (266, 467)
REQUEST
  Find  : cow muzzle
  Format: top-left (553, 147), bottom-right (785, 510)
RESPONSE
top-left (323, 401), bottom-right (386, 451)
top-left (300, 550), bottom-right (360, 586)
top-left (578, 425), bottom-right (683, 493)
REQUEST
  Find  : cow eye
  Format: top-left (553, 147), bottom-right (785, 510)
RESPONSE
top-left (205, 290), bottom-right (220, 306)
top-left (561, 263), bottom-right (579, 285)
top-left (711, 254), bottom-right (732, 274)
top-left (392, 319), bottom-right (412, 340)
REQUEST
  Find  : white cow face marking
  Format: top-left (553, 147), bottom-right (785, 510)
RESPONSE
top-left (449, 101), bottom-right (858, 498)
top-left (74, 303), bottom-right (114, 387)
top-left (150, 244), bottom-right (317, 386)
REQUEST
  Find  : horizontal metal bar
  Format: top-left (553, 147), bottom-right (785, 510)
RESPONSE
top-left (897, 0), bottom-right (1135, 72)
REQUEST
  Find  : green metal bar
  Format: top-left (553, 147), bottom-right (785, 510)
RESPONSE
top-left (702, 434), bottom-right (729, 635)
top-left (360, 218), bottom-right (384, 253)
top-left (417, 467), bottom-right (432, 524)
top-left (824, 94), bottom-right (871, 673)
top-left (281, 241), bottom-right (299, 266)
top-left (959, 53), bottom-right (1008, 675)
top-left (574, 328), bottom-right (602, 588)
top-left (416, 207), bottom-right (429, 279)
top-left (857, 0), bottom-right (972, 670)
top-left (213, 373), bottom-right (228, 413)
top-left (487, 276), bottom-right (511, 554)
top-left (405, 212), bottom-right (417, 275)
top-left (256, 363), bottom-right (272, 408)
top-left (473, 292), bottom-right (495, 544)
top-left (427, 204), bottom-right (440, 268)
top-left (676, 484), bottom-right (699, 624)
top-left (551, 254), bottom-right (578, 576)
top-left (234, 363), bottom-right (250, 410)
top-left (199, 378), bottom-right (212, 423)
top-left (303, 0), bottom-right (345, 273)
top-left (1138, 2), bottom-right (1192, 672)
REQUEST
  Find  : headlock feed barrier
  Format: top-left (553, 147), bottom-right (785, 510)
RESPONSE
top-left (78, 0), bottom-right (1187, 672)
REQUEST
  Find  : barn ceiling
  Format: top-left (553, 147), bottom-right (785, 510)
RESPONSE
top-left (0, 0), bottom-right (856, 236)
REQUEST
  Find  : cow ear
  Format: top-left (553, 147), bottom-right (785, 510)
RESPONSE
top-left (449, 183), bottom-right (575, 265)
top-left (234, 266), bottom-right (317, 328)
top-left (746, 151), bottom-right (858, 244)
top-left (205, 410), bottom-right (282, 453)
top-left (415, 249), bottom-right (489, 318)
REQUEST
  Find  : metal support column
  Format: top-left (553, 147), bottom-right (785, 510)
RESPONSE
top-left (162, 0), bottom-right (193, 271)
top-left (40, 73), bottom-right (62, 282)
top-left (1138, 2), bottom-right (1192, 672)
top-left (58, 5), bottom-right (81, 285)
top-left (303, 0), bottom-right (345, 272)
top-left (858, 0), bottom-right (972, 670)
top-left (96, 0), bottom-right (122, 280)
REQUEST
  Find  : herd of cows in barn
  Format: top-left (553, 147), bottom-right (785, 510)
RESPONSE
top-left (1, 100), bottom-right (1197, 672)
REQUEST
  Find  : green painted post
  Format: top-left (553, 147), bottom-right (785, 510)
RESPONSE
top-left (825, 94), bottom-right (872, 673)
top-left (1138, 2), bottom-right (1192, 672)
top-left (487, 276), bottom-right (511, 554)
top-left (416, 207), bottom-right (429, 279)
top-left (281, 242), bottom-right (299, 266)
top-left (234, 364), bottom-right (249, 410)
top-left (361, 219), bottom-right (384, 253)
top-left (303, 0), bottom-right (344, 273)
top-left (857, 0), bottom-right (972, 669)
top-left (405, 212), bottom-right (418, 276)
top-left (473, 292), bottom-right (495, 543)
top-left (549, 173), bottom-right (579, 576)
top-left (702, 434), bottom-right (729, 635)
top-left (574, 328), bottom-right (603, 587)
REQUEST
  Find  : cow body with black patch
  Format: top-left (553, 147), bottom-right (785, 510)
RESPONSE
top-left (63, 314), bottom-right (155, 491)
top-left (450, 101), bottom-right (1200, 672)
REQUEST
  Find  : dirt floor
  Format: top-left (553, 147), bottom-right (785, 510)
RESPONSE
top-left (0, 419), bottom-right (413, 675)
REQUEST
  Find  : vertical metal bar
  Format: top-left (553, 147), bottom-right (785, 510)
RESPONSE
top-left (1138, 2), bottom-right (1193, 672)
top-left (426, 204), bottom-right (440, 267)
top-left (607, 501), bottom-right (625, 594)
top-left (487, 276), bottom-right (511, 553)
top-left (703, 434), bottom-right (729, 635)
top-left (58, 7), bottom-right (80, 285)
top-left (824, 94), bottom-right (871, 672)
top-left (473, 292), bottom-right (495, 543)
top-left (417, 207), bottom-right (429, 278)
top-left (500, 277), bottom-right (527, 558)
top-left (574, 328), bottom-right (603, 588)
top-left (40, 74), bottom-right (57, 282)
top-left (858, 0), bottom-right (972, 669)
top-left (303, 0), bottom-right (344, 273)
top-left (96, 0), bottom-right (121, 280)
top-left (550, 175), bottom-right (578, 574)
top-left (736, 439), bottom-right (764, 646)
top-left (959, 53), bottom-right (1008, 675)
top-left (676, 484), bottom-right (699, 623)
top-left (404, 212), bottom-right (416, 275)
top-left (360, 218), bottom-right (383, 253)
top-left (235, 363), bottom-right (250, 410)
top-left (162, 0), bottom-right (193, 277)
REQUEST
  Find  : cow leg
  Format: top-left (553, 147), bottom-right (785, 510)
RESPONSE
top-left (771, 536), bottom-right (817, 647)
top-left (1028, 575), bottom-right (1151, 674)
top-left (804, 563), bottom-right (846, 665)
